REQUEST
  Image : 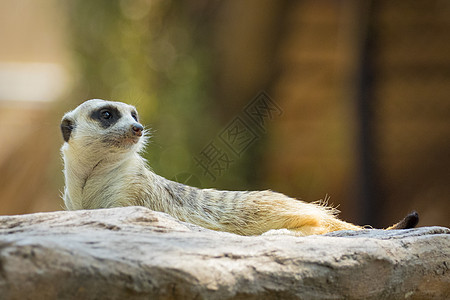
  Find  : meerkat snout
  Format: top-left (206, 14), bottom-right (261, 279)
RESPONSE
top-left (131, 123), bottom-right (144, 137)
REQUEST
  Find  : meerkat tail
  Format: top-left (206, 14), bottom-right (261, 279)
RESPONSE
top-left (385, 211), bottom-right (419, 230)
top-left (317, 211), bottom-right (419, 233)
top-left (279, 209), bottom-right (419, 236)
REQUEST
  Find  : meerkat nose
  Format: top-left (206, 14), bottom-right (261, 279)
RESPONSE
top-left (131, 123), bottom-right (144, 136)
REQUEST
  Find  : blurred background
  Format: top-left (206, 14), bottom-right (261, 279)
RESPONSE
top-left (0, 0), bottom-right (448, 228)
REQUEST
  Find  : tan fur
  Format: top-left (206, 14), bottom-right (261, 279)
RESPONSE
top-left (60, 99), bottom-right (414, 236)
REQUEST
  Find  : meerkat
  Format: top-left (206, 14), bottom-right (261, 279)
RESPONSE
top-left (60, 99), bottom-right (418, 236)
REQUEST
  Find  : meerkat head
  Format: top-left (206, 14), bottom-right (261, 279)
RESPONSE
top-left (60, 99), bottom-right (147, 158)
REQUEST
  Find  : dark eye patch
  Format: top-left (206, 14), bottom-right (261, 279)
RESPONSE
top-left (90, 105), bottom-right (121, 129)
top-left (131, 111), bottom-right (139, 122)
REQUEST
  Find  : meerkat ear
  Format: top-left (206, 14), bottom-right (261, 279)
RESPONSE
top-left (61, 117), bottom-right (75, 142)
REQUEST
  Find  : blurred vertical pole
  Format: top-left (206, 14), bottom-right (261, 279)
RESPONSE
top-left (352, 0), bottom-right (381, 227)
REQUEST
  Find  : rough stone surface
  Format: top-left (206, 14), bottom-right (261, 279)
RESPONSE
top-left (0, 206), bottom-right (448, 300)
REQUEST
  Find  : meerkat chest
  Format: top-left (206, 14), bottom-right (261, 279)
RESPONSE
top-left (65, 162), bottom-right (139, 210)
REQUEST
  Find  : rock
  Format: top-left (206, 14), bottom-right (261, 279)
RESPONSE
top-left (0, 206), bottom-right (448, 300)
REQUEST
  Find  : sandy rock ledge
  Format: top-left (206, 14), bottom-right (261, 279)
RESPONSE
top-left (0, 206), bottom-right (449, 299)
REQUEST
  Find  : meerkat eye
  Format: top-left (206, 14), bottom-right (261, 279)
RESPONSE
top-left (131, 111), bottom-right (138, 122)
top-left (101, 109), bottom-right (112, 119)
top-left (91, 106), bottom-right (121, 128)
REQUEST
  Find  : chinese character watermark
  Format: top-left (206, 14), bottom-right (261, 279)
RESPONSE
top-left (173, 91), bottom-right (283, 186)
top-left (219, 116), bottom-right (259, 157)
top-left (245, 91), bottom-right (283, 131)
